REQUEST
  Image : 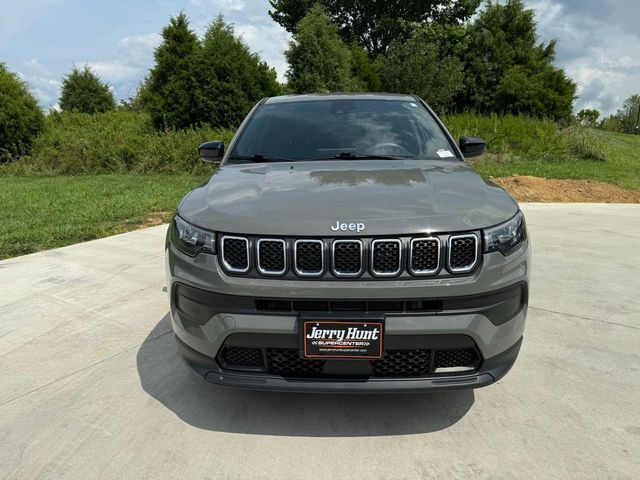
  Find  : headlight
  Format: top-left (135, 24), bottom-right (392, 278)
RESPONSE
top-left (171, 215), bottom-right (216, 256)
top-left (483, 211), bottom-right (526, 255)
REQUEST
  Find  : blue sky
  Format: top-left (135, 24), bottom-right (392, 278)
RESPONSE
top-left (1, 0), bottom-right (638, 116)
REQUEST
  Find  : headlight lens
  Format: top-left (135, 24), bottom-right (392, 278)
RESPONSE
top-left (171, 215), bottom-right (216, 256)
top-left (483, 211), bottom-right (526, 255)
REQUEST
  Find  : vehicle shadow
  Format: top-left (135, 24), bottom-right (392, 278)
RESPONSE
top-left (137, 313), bottom-right (475, 437)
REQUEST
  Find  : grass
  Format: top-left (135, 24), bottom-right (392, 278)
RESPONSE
top-left (470, 130), bottom-right (640, 191)
top-left (0, 174), bottom-right (207, 259)
top-left (444, 114), bottom-right (639, 191)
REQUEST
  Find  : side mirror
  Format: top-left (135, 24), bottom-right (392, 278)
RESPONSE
top-left (199, 140), bottom-right (224, 163)
top-left (459, 136), bottom-right (486, 158)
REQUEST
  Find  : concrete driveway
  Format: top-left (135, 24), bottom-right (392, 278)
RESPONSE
top-left (0, 204), bottom-right (638, 479)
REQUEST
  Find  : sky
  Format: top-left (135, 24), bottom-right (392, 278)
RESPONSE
top-left (1, 0), bottom-right (638, 117)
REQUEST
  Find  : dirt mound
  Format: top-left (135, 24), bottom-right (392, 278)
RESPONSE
top-left (492, 175), bottom-right (640, 203)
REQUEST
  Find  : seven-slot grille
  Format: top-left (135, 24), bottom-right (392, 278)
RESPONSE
top-left (219, 233), bottom-right (479, 278)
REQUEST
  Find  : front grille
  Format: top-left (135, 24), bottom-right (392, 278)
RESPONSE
top-left (267, 348), bottom-right (324, 377)
top-left (257, 239), bottom-right (286, 275)
top-left (219, 346), bottom-right (264, 369)
top-left (371, 240), bottom-right (401, 276)
top-left (266, 348), bottom-right (433, 378)
top-left (448, 234), bottom-right (478, 272)
top-left (332, 240), bottom-right (363, 276)
top-left (434, 348), bottom-right (479, 372)
top-left (221, 236), bottom-right (249, 272)
top-left (294, 240), bottom-right (324, 276)
top-left (371, 349), bottom-right (430, 377)
top-left (217, 232), bottom-right (481, 278)
top-left (410, 238), bottom-right (440, 274)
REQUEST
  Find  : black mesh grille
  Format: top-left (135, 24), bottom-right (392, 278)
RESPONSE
top-left (222, 237), bottom-right (249, 271)
top-left (258, 240), bottom-right (285, 273)
top-left (449, 236), bottom-right (477, 271)
top-left (372, 349), bottom-right (430, 377)
top-left (333, 241), bottom-right (362, 275)
top-left (295, 241), bottom-right (323, 274)
top-left (410, 238), bottom-right (439, 273)
top-left (372, 241), bottom-right (401, 275)
top-left (220, 346), bottom-right (264, 368)
top-left (434, 348), bottom-right (479, 369)
top-left (267, 348), bottom-right (324, 377)
top-left (265, 348), bottom-right (433, 378)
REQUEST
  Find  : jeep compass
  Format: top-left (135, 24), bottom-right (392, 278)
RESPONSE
top-left (165, 93), bottom-right (530, 392)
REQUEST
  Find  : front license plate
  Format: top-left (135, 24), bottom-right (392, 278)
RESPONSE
top-left (301, 319), bottom-right (383, 359)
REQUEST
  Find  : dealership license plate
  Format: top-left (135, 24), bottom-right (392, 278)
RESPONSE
top-left (301, 319), bottom-right (384, 359)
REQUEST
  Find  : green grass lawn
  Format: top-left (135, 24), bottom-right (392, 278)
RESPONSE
top-left (0, 174), bottom-right (206, 259)
top-left (470, 130), bottom-right (640, 191)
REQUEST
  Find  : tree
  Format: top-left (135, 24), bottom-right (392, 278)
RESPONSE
top-left (460, 0), bottom-right (576, 120)
top-left (59, 65), bottom-right (116, 114)
top-left (140, 12), bottom-right (201, 129)
top-left (378, 24), bottom-right (465, 113)
top-left (285, 4), bottom-right (362, 93)
top-left (0, 63), bottom-right (44, 160)
top-left (196, 16), bottom-right (281, 128)
top-left (270, 0), bottom-right (480, 56)
top-left (616, 94), bottom-right (640, 134)
top-left (350, 43), bottom-right (381, 92)
top-left (576, 109), bottom-right (600, 127)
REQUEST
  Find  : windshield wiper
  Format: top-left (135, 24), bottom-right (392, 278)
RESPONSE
top-left (306, 152), bottom-right (404, 161)
top-left (229, 154), bottom-right (296, 163)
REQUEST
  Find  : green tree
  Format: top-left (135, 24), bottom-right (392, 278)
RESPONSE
top-left (196, 16), bottom-right (280, 128)
top-left (598, 114), bottom-right (624, 133)
top-left (59, 65), bottom-right (116, 114)
top-left (460, 0), bottom-right (576, 120)
top-left (378, 24), bottom-right (465, 112)
top-left (270, 0), bottom-right (480, 56)
top-left (285, 4), bottom-right (362, 93)
top-left (350, 44), bottom-right (381, 92)
top-left (576, 108), bottom-right (600, 127)
top-left (0, 63), bottom-right (44, 160)
top-left (141, 12), bottom-right (201, 129)
top-left (617, 94), bottom-right (640, 134)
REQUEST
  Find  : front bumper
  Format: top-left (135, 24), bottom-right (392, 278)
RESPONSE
top-left (177, 334), bottom-right (522, 393)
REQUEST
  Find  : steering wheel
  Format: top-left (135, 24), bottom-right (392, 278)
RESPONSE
top-left (370, 142), bottom-right (413, 156)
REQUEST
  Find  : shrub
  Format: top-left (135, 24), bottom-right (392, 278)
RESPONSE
top-left (0, 63), bottom-right (45, 160)
top-left (1, 110), bottom-right (234, 175)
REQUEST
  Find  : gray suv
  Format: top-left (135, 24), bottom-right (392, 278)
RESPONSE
top-left (166, 93), bottom-right (530, 393)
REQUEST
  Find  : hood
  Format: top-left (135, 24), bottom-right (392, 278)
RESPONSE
top-left (179, 160), bottom-right (518, 236)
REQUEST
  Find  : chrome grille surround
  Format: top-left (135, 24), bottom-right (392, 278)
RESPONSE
top-left (370, 239), bottom-right (402, 277)
top-left (220, 235), bottom-right (250, 273)
top-left (408, 237), bottom-right (441, 275)
top-left (293, 239), bottom-right (325, 277)
top-left (217, 232), bottom-right (481, 278)
top-left (256, 238), bottom-right (287, 275)
top-left (331, 239), bottom-right (364, 277)
top-left (447, 233), bottom-right (479, 273)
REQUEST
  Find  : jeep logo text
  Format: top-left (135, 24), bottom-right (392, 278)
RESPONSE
top-left (330, 221), bottom-right (365, 233)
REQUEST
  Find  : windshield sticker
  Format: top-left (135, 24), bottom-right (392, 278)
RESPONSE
top-left (436, 149), bottom-right (455, 158)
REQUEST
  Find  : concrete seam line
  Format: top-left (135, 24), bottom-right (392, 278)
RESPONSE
top-left (0, 329), bottom-right (173, 409)
top-left (529, 306), bottom-right (640, 331)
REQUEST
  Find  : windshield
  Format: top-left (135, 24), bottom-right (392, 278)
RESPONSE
top-left (229, 98), bottom-right (457, 162)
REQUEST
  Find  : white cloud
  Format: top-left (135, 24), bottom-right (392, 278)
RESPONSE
top-left (86, 61), bottom-right (142, 82)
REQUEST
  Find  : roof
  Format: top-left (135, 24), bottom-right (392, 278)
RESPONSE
top-left (263, 92), bottom-right (417, 104)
